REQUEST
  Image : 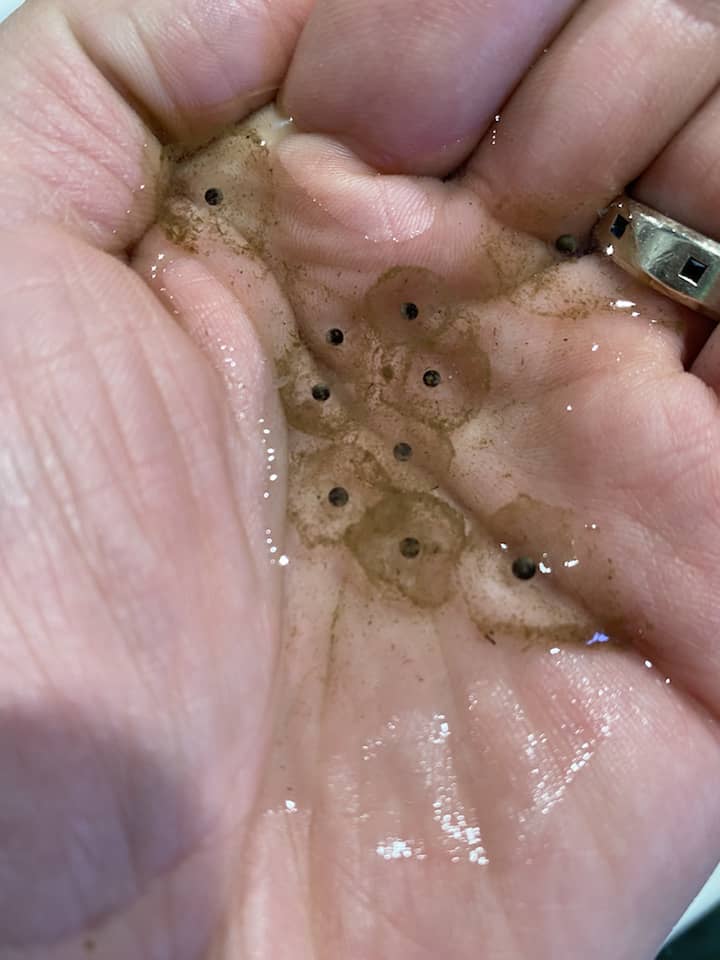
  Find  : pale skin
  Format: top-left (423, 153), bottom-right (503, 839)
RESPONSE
top-left (2, 0), bottom-right (720, 958)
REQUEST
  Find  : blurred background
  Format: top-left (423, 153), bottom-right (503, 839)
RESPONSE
top-left (0, 0), bottom-right (22, 18)
top-left (0, 0), bottom-right (718, 955)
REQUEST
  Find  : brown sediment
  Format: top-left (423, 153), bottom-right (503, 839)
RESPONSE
top-left (157, 196), bottom-right (202, 253)
top-left (157, 106), bottom-right (636, 656)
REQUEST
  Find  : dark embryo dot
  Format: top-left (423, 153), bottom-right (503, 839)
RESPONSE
top-left (555, 234), bottom-right (577, 254)
top-left (326, 328), bottom-right (344, 345)
top-left (401, 302), bottom-right (419, 320)
top-left (312, 384), bottom-right (331, 402)
top-left (400, 537), bottom-right (421, 559)
top-left (204, 188), bottom-right (223, 206)
top-left (423, 369), bottom-right (441, 388)
top-left (393, 442), bottom-right (413, 462)
top-left (328, 486), bottom-right (349, 507)
top-left (512, 557), bottom-right (537, 580)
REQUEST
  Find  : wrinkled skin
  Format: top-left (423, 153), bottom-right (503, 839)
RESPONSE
top-left (1, 1), bottom-right (720, 959)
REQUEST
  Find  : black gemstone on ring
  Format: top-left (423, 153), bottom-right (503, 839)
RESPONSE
top-left (679, 256), bottom-right (709, 286)
top-left (610, 214), bottom-right (629, 239)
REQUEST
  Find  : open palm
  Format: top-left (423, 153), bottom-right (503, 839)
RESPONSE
top-left (2, 0), bottom-right (720, 958)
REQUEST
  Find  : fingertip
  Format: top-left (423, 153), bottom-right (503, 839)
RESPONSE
top-left (67, 0), bottom-right (313, 141)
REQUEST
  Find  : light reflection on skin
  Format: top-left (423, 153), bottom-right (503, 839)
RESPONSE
top-left (587, 632), bottom-right (610, 646)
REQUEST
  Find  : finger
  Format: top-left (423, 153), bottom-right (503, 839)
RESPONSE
top-left (0, 0), bottom-right (312, 250)
top-left (634, 87), bottom-right (720, 240)
top-left (67, 0), bottom-right (312, 140)
top-left (690, 327), bottom-right (720, 389)
top-left (0, 221), bottom-right (281, 947)
top-left (628, 89), bottom-right (720, 389)
top-left (468, 0), bottom-right (720, 242)
top-left (280, 0), bottom-right (580, 177)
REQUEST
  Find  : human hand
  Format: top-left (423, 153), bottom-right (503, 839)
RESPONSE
top-left (1, 1), bottom-right (720, 957)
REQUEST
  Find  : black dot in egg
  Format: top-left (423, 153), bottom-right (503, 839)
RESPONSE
top-left (328, 486), bottom-right (349, 507)
top-left (311, 384), bottom-right (331, 402)
top-left (393, 442), bottom-right (413, 462)
top-left (512, 557), bottom-right (537, 580)
top-left (423, 369), bottom-right (441, 388)
top-left (204, 188), bottom-right (223, 206)
top-left (400, 537), bottom-right (421, 559)
top-left (555, 234), bottom-right (577, 254)
top-left (401, 302), bottom-right (419, 320)
top-left (326, 328), bottom-right (344, 345)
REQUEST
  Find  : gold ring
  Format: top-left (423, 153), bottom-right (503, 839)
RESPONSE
top-left (594, 196), bottom-right (720, 321)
